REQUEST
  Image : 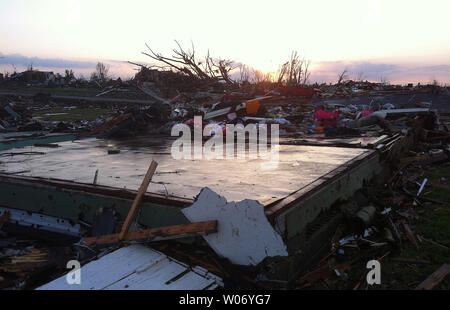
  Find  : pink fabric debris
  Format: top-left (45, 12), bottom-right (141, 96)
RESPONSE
top-left (314, 110), bottom-right (339, 127)
top-left (361, 110), bottom-right (373, 117)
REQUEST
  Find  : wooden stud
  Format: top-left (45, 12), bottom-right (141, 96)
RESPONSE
top-left (119, 160), bottom-right (158, 240)
top-left (82, 220), bottom-right (217, 246)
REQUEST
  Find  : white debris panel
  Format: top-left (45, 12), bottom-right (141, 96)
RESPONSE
top-left (37, 245), bottom-right (222, 290)
top-left (182, 187), bottom-right (288, 266)
top-left (0, 207), bottom-right (81, 236)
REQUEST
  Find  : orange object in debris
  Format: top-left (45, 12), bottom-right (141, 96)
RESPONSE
top-left (245, 99), bottom-right (261, 115)
top-left (314, 126), bottom-right (325, 133)
top-left (83, 113), bottom-right (133, 137)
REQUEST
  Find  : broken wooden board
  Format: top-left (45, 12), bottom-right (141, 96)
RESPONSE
top-left (182, 187), bottom-right (288, 266)
top-left (415, 264), bottom-right (450, 290)
top-left (401, 221), bottom-right (419, 250)
top-left (119, 160), bottom-right (158, 240)
top-left (0, 247), bottom-right (71, 274)
top-left (82, 221), bottom-right (217, 246)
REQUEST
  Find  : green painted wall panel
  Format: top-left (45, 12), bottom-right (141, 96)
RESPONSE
top-left (0, 181), bottom-right (189, 229)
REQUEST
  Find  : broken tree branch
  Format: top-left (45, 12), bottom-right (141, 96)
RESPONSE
top-left (142, 41), bottom-right (236, 85)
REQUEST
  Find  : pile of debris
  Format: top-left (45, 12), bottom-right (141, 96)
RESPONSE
top-left (0, 110), bottom-right (449, 290)
top-left (0, 95), bottom-right (52, 132)
top-left (0, 221), bottom-right (73, 290)
top-left (294, 114), bottom-right (450, 290)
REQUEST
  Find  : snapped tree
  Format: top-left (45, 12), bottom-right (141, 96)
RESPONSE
top-left (141, 41), bottom-right (238, 86)
top-left (90, 62), bottom-right (110, 85)
top-left (277, 51), bottom-right (311, 86)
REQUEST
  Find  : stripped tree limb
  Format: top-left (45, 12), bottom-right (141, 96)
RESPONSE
top-left (141, 41), bottom-right (237, 85)
top-left (277, 51), bottom-right (311, 86)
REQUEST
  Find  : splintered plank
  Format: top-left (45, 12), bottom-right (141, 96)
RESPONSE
top-left (401, 220), bottom-right (419, 250)
top-left (119, 160), bottom-right (158, 240)
top-left (82, 220), bottom-right (217, 246)
top-left (415, 264), bottom-right (450, 290)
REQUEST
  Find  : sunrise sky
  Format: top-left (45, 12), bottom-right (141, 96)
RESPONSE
top-left (1, 0), bottom-right (449, 84)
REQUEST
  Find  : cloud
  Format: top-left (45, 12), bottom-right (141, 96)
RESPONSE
top-left (0, 53), bottom-right (136, 78)
top-left (0, 53), bottom-right (97, 69)
top-left (317, 61), bottom-right (399, 73)
top-left (0, 53), bottom-right (448, 84)
top-left (310, 61), bottom-right (450, 84)
top-left (414, 65), bottom-right (450, 73)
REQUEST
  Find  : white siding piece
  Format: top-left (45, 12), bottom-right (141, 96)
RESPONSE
top-left (191, 265), bottom-right (222, 284)
top-left (163, 270), bottom-right (218, 290)
top-left (0, 207), bottom-right (81, 236)
top-left (37, 245), bottom-right (222, 290)
top-left (104, 259), bottom-right (186, 290)
top-left (182, 187), bottom-right (288, 266)
top-left (106, 263), bottom-right (216, 290)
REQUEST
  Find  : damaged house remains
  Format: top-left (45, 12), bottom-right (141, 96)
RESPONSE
top-left (0, 39), bottom-right (449, 291)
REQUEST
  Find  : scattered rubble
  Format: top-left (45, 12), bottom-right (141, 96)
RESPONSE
top-left (1, 64), bottom-right (449, 142)
top-left (0, 64), bottom-right (449, 290)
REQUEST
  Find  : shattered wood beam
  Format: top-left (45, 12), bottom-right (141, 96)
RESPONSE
top-left (119, 160), bottom-right (158, 240)
top-left (418, 235), bottom-right (450, 250)
top-left (415, 264), bottom-right (450, 290)
top-left (82, 220), bottom-right (217, 246)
